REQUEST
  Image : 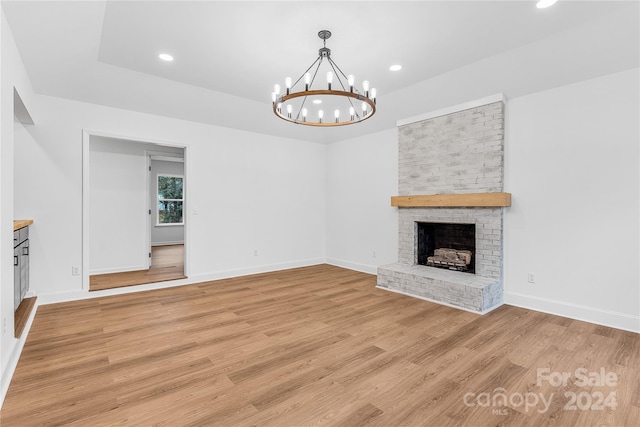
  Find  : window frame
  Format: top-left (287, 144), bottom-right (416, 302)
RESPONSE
top-left (156, 173), bottom-right (184, 226)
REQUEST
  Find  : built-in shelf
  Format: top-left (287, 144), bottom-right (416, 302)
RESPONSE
top-left (15, 296), bottom-right (36, 338)
top-left (391, 192), bottom-right (511, 208)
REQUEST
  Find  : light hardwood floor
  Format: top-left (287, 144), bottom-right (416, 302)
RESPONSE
top-left (2, 265), bottom-right (638, 426)
top-left (90, 244), bottom-right (185, 291)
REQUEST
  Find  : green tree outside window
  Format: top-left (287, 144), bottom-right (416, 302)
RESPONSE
top-left (158, 175), bottom-right (183, 224)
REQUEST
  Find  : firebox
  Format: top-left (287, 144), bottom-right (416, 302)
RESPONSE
top-left (417, 222), bottom-right (476, 274)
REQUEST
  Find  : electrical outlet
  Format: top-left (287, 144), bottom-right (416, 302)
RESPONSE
top-left (527, 272), bottom-right (535, 283)
top-left (72, 266), bottom-right (80, 276)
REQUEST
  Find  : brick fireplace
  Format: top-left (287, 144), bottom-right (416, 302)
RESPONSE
top-left (377, 96), bottom-right (508, 314)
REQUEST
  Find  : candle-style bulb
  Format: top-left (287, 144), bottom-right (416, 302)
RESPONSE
top-left (318, 109), bottom-right (324, 123)
top-left (362, 80), bottom-right (370, 97)
top-left (285, 77), bottom-right (292, 95)
top-left (349, 106), bottom-right (355, 120)
top-left (304, 73), bottom-right (311, 90)
top-left (371, 88), bottom-right (377, 100)
top-left (277, 102), bottom-right (282, 113)
top-left (271, 92), bottom-right (276, 103)
top-left (348, 74), bottom-right (355, 92)
top-left (362, 102), bottom-right (368, 116)
top-left (286, 104), bottom-right (292, 118)
top-left (302, 108), bottom-right (308, 120)
top-left (274, 84), bottom-right (281, 95)
top-left (326, 71), bottom-right (333, 90)
top-left (334, 109), bottom-right (340, 123)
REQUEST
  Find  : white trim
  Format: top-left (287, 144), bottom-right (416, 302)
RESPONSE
top-left (150, 155), bottom-right (184, 163)
top-left (376, 285), bottom-right (502, 315)
top-left (146, 152), bottom-right (151, 268)
top-left (0, 299), bottom-right (38, 407)
top-left (151, 241), bottom-right (184, 247)
top-left (81, 129), bottom-right (188, 149)
top-left (82, 129), bottom-right (190, 292)
top-left (504, 291), bottom-right (640, 333)
top-left (397, 93), bottom-right (506, 127)
top-left (37, 258), bottom-right (326, 306)
top-left (89, 264), bottom-right (148, 276)
top-left (183, 147), bottom-right (190, 278)
top-left (325, 257), bottom-right (378, 275)
top-left (82, 130), bottom-right (90, 291)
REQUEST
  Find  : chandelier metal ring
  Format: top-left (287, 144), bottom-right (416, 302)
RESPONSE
top-left (272, 30), bottom-right (377, 127)
top-left (273, 90), bottom-right (377, 127)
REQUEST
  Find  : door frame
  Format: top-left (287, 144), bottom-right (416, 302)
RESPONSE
top-left (81, 130), bottom-right (189, 292)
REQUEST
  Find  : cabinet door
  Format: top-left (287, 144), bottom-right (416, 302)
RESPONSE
top-left (14, 247), bottom-right (21, 310)
top-left (20, 242), bottom-right (29, 301)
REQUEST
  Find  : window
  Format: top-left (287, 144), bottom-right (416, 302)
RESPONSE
top-left (157, 174), bottom-right (183, 225)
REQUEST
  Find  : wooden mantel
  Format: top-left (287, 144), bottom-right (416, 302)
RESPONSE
top-left (391, 192), bottom-right (511, 208)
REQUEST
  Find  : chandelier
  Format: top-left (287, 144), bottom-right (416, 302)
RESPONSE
top-left (272, 30), bottom-right (377, 127)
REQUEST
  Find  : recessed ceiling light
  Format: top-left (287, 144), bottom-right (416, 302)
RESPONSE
top-left (536, 0), bottom-right (558, 8)
top-left (313, 99), bottom-right (322, 104)
top-left (389, 64), bottom-right (402, 71)
top-left (158, 53), bottom-right (174, 62)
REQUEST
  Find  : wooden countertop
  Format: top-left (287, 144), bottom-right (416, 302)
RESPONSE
top-left (13, 219), bottom-right (34, 231)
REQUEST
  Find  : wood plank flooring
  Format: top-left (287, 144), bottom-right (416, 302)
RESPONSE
top-left (2, 264), bottom-right (638, 426)
top-left (90, 244), bottom-right (185, 291)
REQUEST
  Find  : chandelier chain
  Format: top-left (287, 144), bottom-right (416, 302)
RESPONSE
top-left (291, 57), bottom-right (320, 90)
top-left (327, 58), bottom-right (361, 120)
top-left (294, 59), bottom-right (323, 122)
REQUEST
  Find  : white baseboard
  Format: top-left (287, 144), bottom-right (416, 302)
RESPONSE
top-left (504, 291), bottom-right (640, 333)
top-left (36, 264), bottom-right (640, 329)
top-left (151, 241), bottom-right (184, 247)
top-left (185, 258), bottom-right (327, 284)
top-left (39, 258), bottom-right (327, 305)
top-left (89, 264), bottom-right (148, 275)
top-left (1, 298), bottom-right (38, 409)
top-left (325, 258), bottom-right (378, 275)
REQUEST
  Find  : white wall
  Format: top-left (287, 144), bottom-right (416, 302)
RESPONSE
top-left (14, 93), bottom-right (326, 300)
top-left (89, 137), bottom-right (149, 274)
top-left (504, 68), bottom-right (639, 332)
top-left (151, 159), bottom-right (185, 246)
top-left (1, 10), bottom-right (37, 405)
top-left (325, 70), bottom-right (639, 332)
top-left (325, 128), bottom-right (398, 274)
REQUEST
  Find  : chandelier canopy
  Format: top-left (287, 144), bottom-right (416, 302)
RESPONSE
top-left (272, 30), bottom-right (377, 127)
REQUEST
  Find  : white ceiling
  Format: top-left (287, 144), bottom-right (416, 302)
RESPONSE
top-left (2, 1), bottom-right (639, 143)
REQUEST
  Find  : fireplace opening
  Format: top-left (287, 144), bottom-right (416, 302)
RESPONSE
top-left (417, 222), bottom-right (476, 274)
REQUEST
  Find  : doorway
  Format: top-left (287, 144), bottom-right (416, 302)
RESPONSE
top-left (83, 132), bottom-right (187, 291)
top-left (149, 153), bottom-right (184, 267)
